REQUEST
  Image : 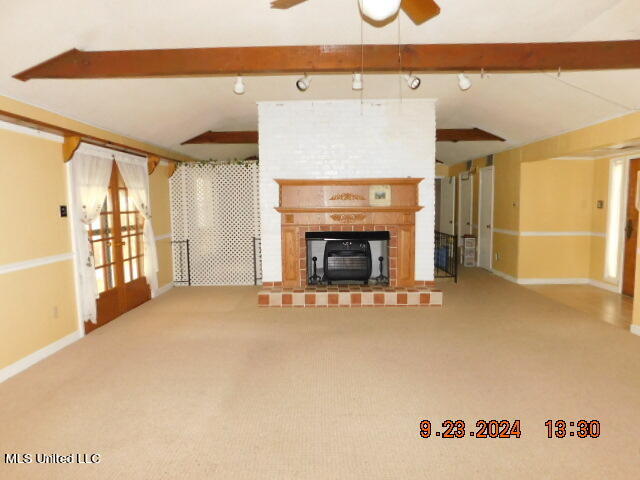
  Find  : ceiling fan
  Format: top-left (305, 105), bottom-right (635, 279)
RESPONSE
top-left (271, 0), bottom-right (440, 25)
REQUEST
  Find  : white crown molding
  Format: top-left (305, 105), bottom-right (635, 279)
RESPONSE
top-left (0, 330), bottom-right (82, 383)
top-left (155, 233), bottom-right (172, 241)
top-left (0, 252), bottom-right (74, 275)
top-left (0, 119), bottom-right (62, 143)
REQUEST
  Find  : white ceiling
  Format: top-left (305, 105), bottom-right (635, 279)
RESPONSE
top-left (1, 0), bottom-right (639, 164)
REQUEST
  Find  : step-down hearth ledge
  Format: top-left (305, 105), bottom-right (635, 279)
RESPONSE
top-left (258, 285), bottom-right (443, 308)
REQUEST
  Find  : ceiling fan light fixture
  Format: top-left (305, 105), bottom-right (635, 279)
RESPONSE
top-left (404, 73), bottom-right (421, 90)
top-left (457, 73), bottom-right (472, 91)
top-left (358, 0), bottom-right (402, 21)
top-left (233, 76), bottom-right (245, 95)
top-left (296, 74), bottom-right (311, 92)
top-left (352, 73), bottom-right (363, 91)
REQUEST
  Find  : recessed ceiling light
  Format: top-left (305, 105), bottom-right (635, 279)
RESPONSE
top-left (457, 73), bottom-right (472, 91)
top-left (233, 76), bottom-right (245, 95)
top-left (404, 73), bottom-right (421, 90)
top-left (296, 74), bottom-right (311, 92)
top-left (352, 73), bottom-right (363, 91)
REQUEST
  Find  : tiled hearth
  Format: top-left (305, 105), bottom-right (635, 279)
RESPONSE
top-left (258, 284), bottom-right (443, 308)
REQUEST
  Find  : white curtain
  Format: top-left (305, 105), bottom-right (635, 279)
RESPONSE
top-left (115, 154), bottom-right (159, 293)
top-left (70, 146), bottom-right (114, 323)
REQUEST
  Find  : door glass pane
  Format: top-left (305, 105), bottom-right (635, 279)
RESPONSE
top-left (131, 258), bottom-right (139, 280)
top-left (105, 264), bottom-right (115, 290)
top-left (122, 237), bottom-right (131, 260)
top-left (119, 189), bottom-right (128, 212)
top-left (96, 268), bottom-right (105, 294)
top-left (124, 260), bottom-right (131, 283)
top-left (93, 241), bottom-right (104, 266)
top-left (130, 235), bottom-right (138, 257)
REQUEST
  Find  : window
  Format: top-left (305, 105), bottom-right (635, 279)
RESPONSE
top-left (604, 158), bottom-right (626, 282)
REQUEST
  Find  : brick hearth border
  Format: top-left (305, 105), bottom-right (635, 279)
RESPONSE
top-left (258, 285), bottom-right (443, 308)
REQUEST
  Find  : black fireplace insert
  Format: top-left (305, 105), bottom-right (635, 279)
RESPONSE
top-left (305, 231), bottom-right (390, 286)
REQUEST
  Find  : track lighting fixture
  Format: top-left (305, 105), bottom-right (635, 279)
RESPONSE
top-left (233, 76), bottom-right (245, 95)
top-left (296, 74), bottom-right (311, 92)
top-left (404, 73), bottom-right (421, 90)
top-left (457, 73), bottom-right (472, 91)
top-left (352, 73), bottom-right (363, 91)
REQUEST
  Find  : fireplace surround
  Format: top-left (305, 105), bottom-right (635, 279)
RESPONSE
top-left (257, 177), bottom-right (442, 308)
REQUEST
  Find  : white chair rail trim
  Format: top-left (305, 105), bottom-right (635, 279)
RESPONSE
top-left (0, 252), bottom-right (74, 275)
top-left (493, 229), bottom-right (606, 237)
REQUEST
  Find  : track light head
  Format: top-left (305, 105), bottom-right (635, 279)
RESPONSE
top-left (404, 73), bottom-right (421, 90)
top-left (352, 73), bottom-right (363, 91)
top-left (233, 76), bottom-right (245, 95)
top-left (457, 73), bottom-right (472, 91)
top-left (296, 74), bottom-right (311, 92)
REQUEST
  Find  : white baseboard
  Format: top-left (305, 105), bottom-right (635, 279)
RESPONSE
top-left (152, 283), bottom-right (173, 298)
top-left (0, 330), bottom-right (82, 383)
top-left (489, 272), bottom-right (620, 293)
top-left (517, 278), bottom-right (590, 285)
top-left (587, 280), bottom-right (620, 293)
top-left (489, 269), bottom-right (518, 283)
top-left (631, 325), bottom-right (640, 337)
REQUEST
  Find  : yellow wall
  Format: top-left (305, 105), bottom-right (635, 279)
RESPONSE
top-left (149, 164), bottom-right (173, 289)
top-left (0, 128), bottom-right (77, 370)
top-left (447, 111), bottom-right (640, 287)
top-left (0, 126), bottom-right (175, 371)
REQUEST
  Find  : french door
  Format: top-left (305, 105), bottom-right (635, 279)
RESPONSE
top-left (85, 163), bottom-right (150, 333)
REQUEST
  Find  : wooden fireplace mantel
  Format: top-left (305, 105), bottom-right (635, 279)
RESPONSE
top-left (275, 178), bottom-right (424, 186)
top-left (276, 206), bottom-right (423, 214)
top-left (276, 177), bottom-right (424, 288)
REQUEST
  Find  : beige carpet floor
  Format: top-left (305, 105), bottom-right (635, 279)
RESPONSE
top-left (1, 269), bottom-right (640, 479)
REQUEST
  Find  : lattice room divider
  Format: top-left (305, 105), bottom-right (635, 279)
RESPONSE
top-left (170, 163), bottom-right (261, 286)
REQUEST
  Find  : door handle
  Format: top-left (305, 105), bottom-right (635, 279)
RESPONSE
top-left (486, 225), bottom-right (491, 229)
top-left (625, 219), bottom-right (633, 240)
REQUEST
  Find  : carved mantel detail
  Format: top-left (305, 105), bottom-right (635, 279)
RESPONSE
top-left (330, 192), bottom-right (365, 201)
top-left (330, 213), bottom-right (366, 224)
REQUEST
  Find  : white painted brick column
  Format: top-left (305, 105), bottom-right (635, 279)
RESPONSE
top-left (258, 99), bottom-right (436, 282)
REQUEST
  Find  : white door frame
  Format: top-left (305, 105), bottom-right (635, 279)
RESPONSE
top-left (605, 155), bottom-right (632, 292)
top-left (477, 166), bottom-right (495, 269)
top-left (458, 171), bottom-right (473, 245)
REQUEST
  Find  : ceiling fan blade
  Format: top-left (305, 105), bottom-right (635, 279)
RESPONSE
top-left (401, 0), bottom-right (440, 25)
top-left (270, 0), bottom-right (309, 8)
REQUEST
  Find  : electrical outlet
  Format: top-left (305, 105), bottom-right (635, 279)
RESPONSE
top-left (597, 200), bottom-right (604, 209)
top-left (59, 205), bottom-right (68, 217)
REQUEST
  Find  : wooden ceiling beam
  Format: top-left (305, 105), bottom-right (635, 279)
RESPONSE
top-left (181, 131), bottom-right (259, 145)
top-left (436, 128), bottom-right (505, 142)
top-left (181, 128), bottom-right (505, 144)
top-left (14, 40), bottom-right (640, 81)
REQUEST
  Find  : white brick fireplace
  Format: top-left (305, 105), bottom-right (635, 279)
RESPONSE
top-left (258, 99), bottom-right (436, 284)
